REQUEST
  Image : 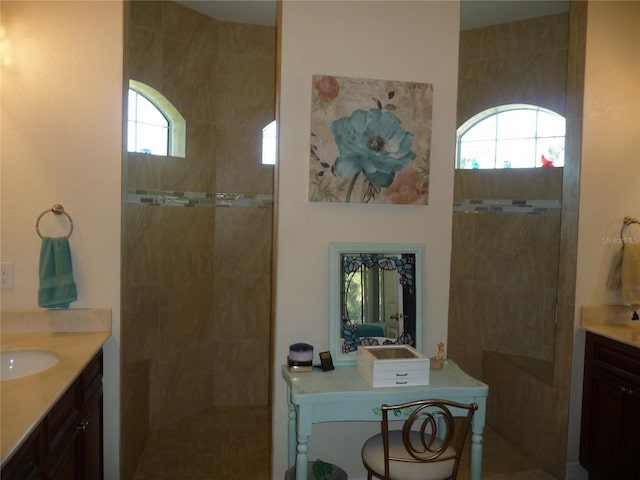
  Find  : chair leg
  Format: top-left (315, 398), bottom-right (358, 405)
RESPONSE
top-left (367, 472), bottom-right (372, 480)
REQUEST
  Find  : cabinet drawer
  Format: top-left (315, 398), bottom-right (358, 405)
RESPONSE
top-left (372, 362), bottom-right (429, 374)
top-left (591, 333), bottom-right (640, 381)
top-left (372, 370), bottom-right (429, 387)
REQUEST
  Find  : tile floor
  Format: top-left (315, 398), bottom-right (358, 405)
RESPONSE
top-left (133, 406), bottom-right (271, 480)
top-left (133, 407), bottom-right (556, 479)
top-left (458, 427), bottom-right (557, 480)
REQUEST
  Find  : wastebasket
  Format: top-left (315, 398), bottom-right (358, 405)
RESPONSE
top-left (284, 459), bottom-right (348, 480)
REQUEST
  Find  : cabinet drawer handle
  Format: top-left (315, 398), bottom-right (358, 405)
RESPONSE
top-left (395, 381), bottom-right (408, 385)
top-left (620, 386), bottom-right (634, 395)
top-left (395, 373), bottom-right (408, 377)
top-left (77, 420), bottom-right (90, 431)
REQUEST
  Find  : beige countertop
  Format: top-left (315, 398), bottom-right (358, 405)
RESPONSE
top-left (0, 309), bottom-right (111, 468)
top-left (581, 305), bottom-right (640, 349)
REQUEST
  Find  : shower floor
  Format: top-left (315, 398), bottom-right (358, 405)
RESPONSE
top-left (133, 406), bottom-right (270, 480)
top-left (133, 406), bottom-right (554, 480)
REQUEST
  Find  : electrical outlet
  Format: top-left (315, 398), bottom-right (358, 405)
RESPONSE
top-left (1, 262), bottom-right (15, 289)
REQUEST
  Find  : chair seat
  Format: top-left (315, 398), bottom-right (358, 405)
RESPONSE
top-left (361, 430), bottom-right (456, 480)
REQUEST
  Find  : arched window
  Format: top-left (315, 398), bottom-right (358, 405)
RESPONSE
top-left (456, 105), bottom-right (565, 169)
top-left (127, 80), bottom-right (186, 158)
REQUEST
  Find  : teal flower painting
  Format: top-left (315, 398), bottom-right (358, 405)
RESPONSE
top-left (310, 75), bottom-right (432, 205)
top-left (332, 109), bottom-right (416, 202)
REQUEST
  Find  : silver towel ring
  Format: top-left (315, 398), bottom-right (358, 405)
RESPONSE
top-left (36, 203), bottom-right (74, 239)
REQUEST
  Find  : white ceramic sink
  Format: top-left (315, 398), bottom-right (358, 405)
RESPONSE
top-left (1, 350), bottom-right (60, 381)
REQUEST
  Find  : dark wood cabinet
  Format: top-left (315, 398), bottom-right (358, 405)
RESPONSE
top-left (79, 356), bottom-right (104, 480)
top-left (0, 425), bottom-right (43, 480)
top-left (1, 351), bottom-right (103, 480)
top-left (580, 332), bottom-right (640, 479)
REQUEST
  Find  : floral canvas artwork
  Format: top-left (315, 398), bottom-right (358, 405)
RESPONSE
top-left (309, 74), bottom-right (433, 205)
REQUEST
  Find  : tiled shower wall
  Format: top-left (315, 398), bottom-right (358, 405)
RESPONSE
top-left (450, 167), bottom-right (563, 375)
top-left (456, 12), bottom-right (569, 125)
top-left (449, 11), bottom-right (569, 377)
top-left (448, 11), bottom-right (582, 478)
top-left (122, 2), bottom-right (275, 478)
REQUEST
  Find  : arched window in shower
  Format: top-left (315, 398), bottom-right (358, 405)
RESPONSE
top-left (456, 104), bottom-right (565, 169)
top-left (127, 80), bottom-right (186, 158)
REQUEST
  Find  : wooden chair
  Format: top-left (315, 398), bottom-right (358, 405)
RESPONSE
top-left (361, 399), bottom-right (477, 480)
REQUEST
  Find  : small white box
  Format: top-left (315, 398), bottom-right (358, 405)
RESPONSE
top-left (357, 344), bottom-right (430, 388)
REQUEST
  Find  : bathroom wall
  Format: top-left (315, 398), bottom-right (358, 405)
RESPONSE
top-left (448, 12), bottom-right (576, 478)
top-left (0, 1), bottom-right (123, 477)
top-left (568, 0), bottom-right (640, 468)
top-left (450, 168), bottom-right (562, 377)
top-left (456, 12), bottom-right (569, 125)
top-left (122, 2), bottom-right (274, 477)
top-left (273, 1), bottom-right (460, 477)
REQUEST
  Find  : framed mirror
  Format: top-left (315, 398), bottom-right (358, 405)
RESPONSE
top-left (329, 243), bottom-right (424, 366)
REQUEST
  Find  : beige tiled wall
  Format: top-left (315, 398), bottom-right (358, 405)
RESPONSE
top-left (454, 168), bottom-right (564, 201)
top-left (449, 197), bottom-right (561, 375)
top-left (450, 168), bottom-right (563, 372)
top-left (122, 2), bottom-right (275, 477)
top-left (448, 10), bottom-right (585, 479)
top-left (457, 12), bottom-right (569, 125)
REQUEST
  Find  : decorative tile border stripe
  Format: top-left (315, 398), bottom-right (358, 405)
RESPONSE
top-left (454, 199), bottom-right (561, 215)
top-left (127, 190), bottom-right (273, 208)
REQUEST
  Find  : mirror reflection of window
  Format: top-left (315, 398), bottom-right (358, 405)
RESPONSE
top-left (344, 268), bottom-right (363, 323)
top-left (344, 263), bottom-right (389, 325)
top-left (341, 253), bottom-right (405, 339)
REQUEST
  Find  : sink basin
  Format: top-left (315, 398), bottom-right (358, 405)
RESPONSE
top-left (1, 350), bottom-right (60, 381)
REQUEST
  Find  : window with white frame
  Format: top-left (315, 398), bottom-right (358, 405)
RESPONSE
top-left (262, 120), bottom-right (277, 165)
top-left (128, 80), bottom-right (186, 158)
top-left (456, 105), bottom-right (565, 169)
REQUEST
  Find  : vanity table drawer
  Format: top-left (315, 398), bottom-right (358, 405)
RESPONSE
top-left (370, 370), bottom-right (430, 387)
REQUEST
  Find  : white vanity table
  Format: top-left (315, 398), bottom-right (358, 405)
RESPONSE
top-left (282, 360), bottom-right (488, 480)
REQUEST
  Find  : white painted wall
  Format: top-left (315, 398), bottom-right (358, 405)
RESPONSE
top-left (272, 1), bottom-right (461, 477)
top-left (567, 0), bottom-right (640, 467)
top-left (0, 1), bottom-right (123, 477)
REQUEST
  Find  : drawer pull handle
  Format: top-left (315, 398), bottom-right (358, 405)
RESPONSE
top-left (620, 386), bottom-right (634, 395)
top-left (77, 420), bottom-right (90, 431)
top-left (395, 381), bottom-right (408, 385)
top-left (395, 373), bottom-right (408, 377)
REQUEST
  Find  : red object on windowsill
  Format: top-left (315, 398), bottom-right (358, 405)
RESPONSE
top-left (541, 154), bottom-right (554, 167)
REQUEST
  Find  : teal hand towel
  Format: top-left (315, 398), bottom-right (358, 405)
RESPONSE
top-left (38, 236), bottom-right (78, 309)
